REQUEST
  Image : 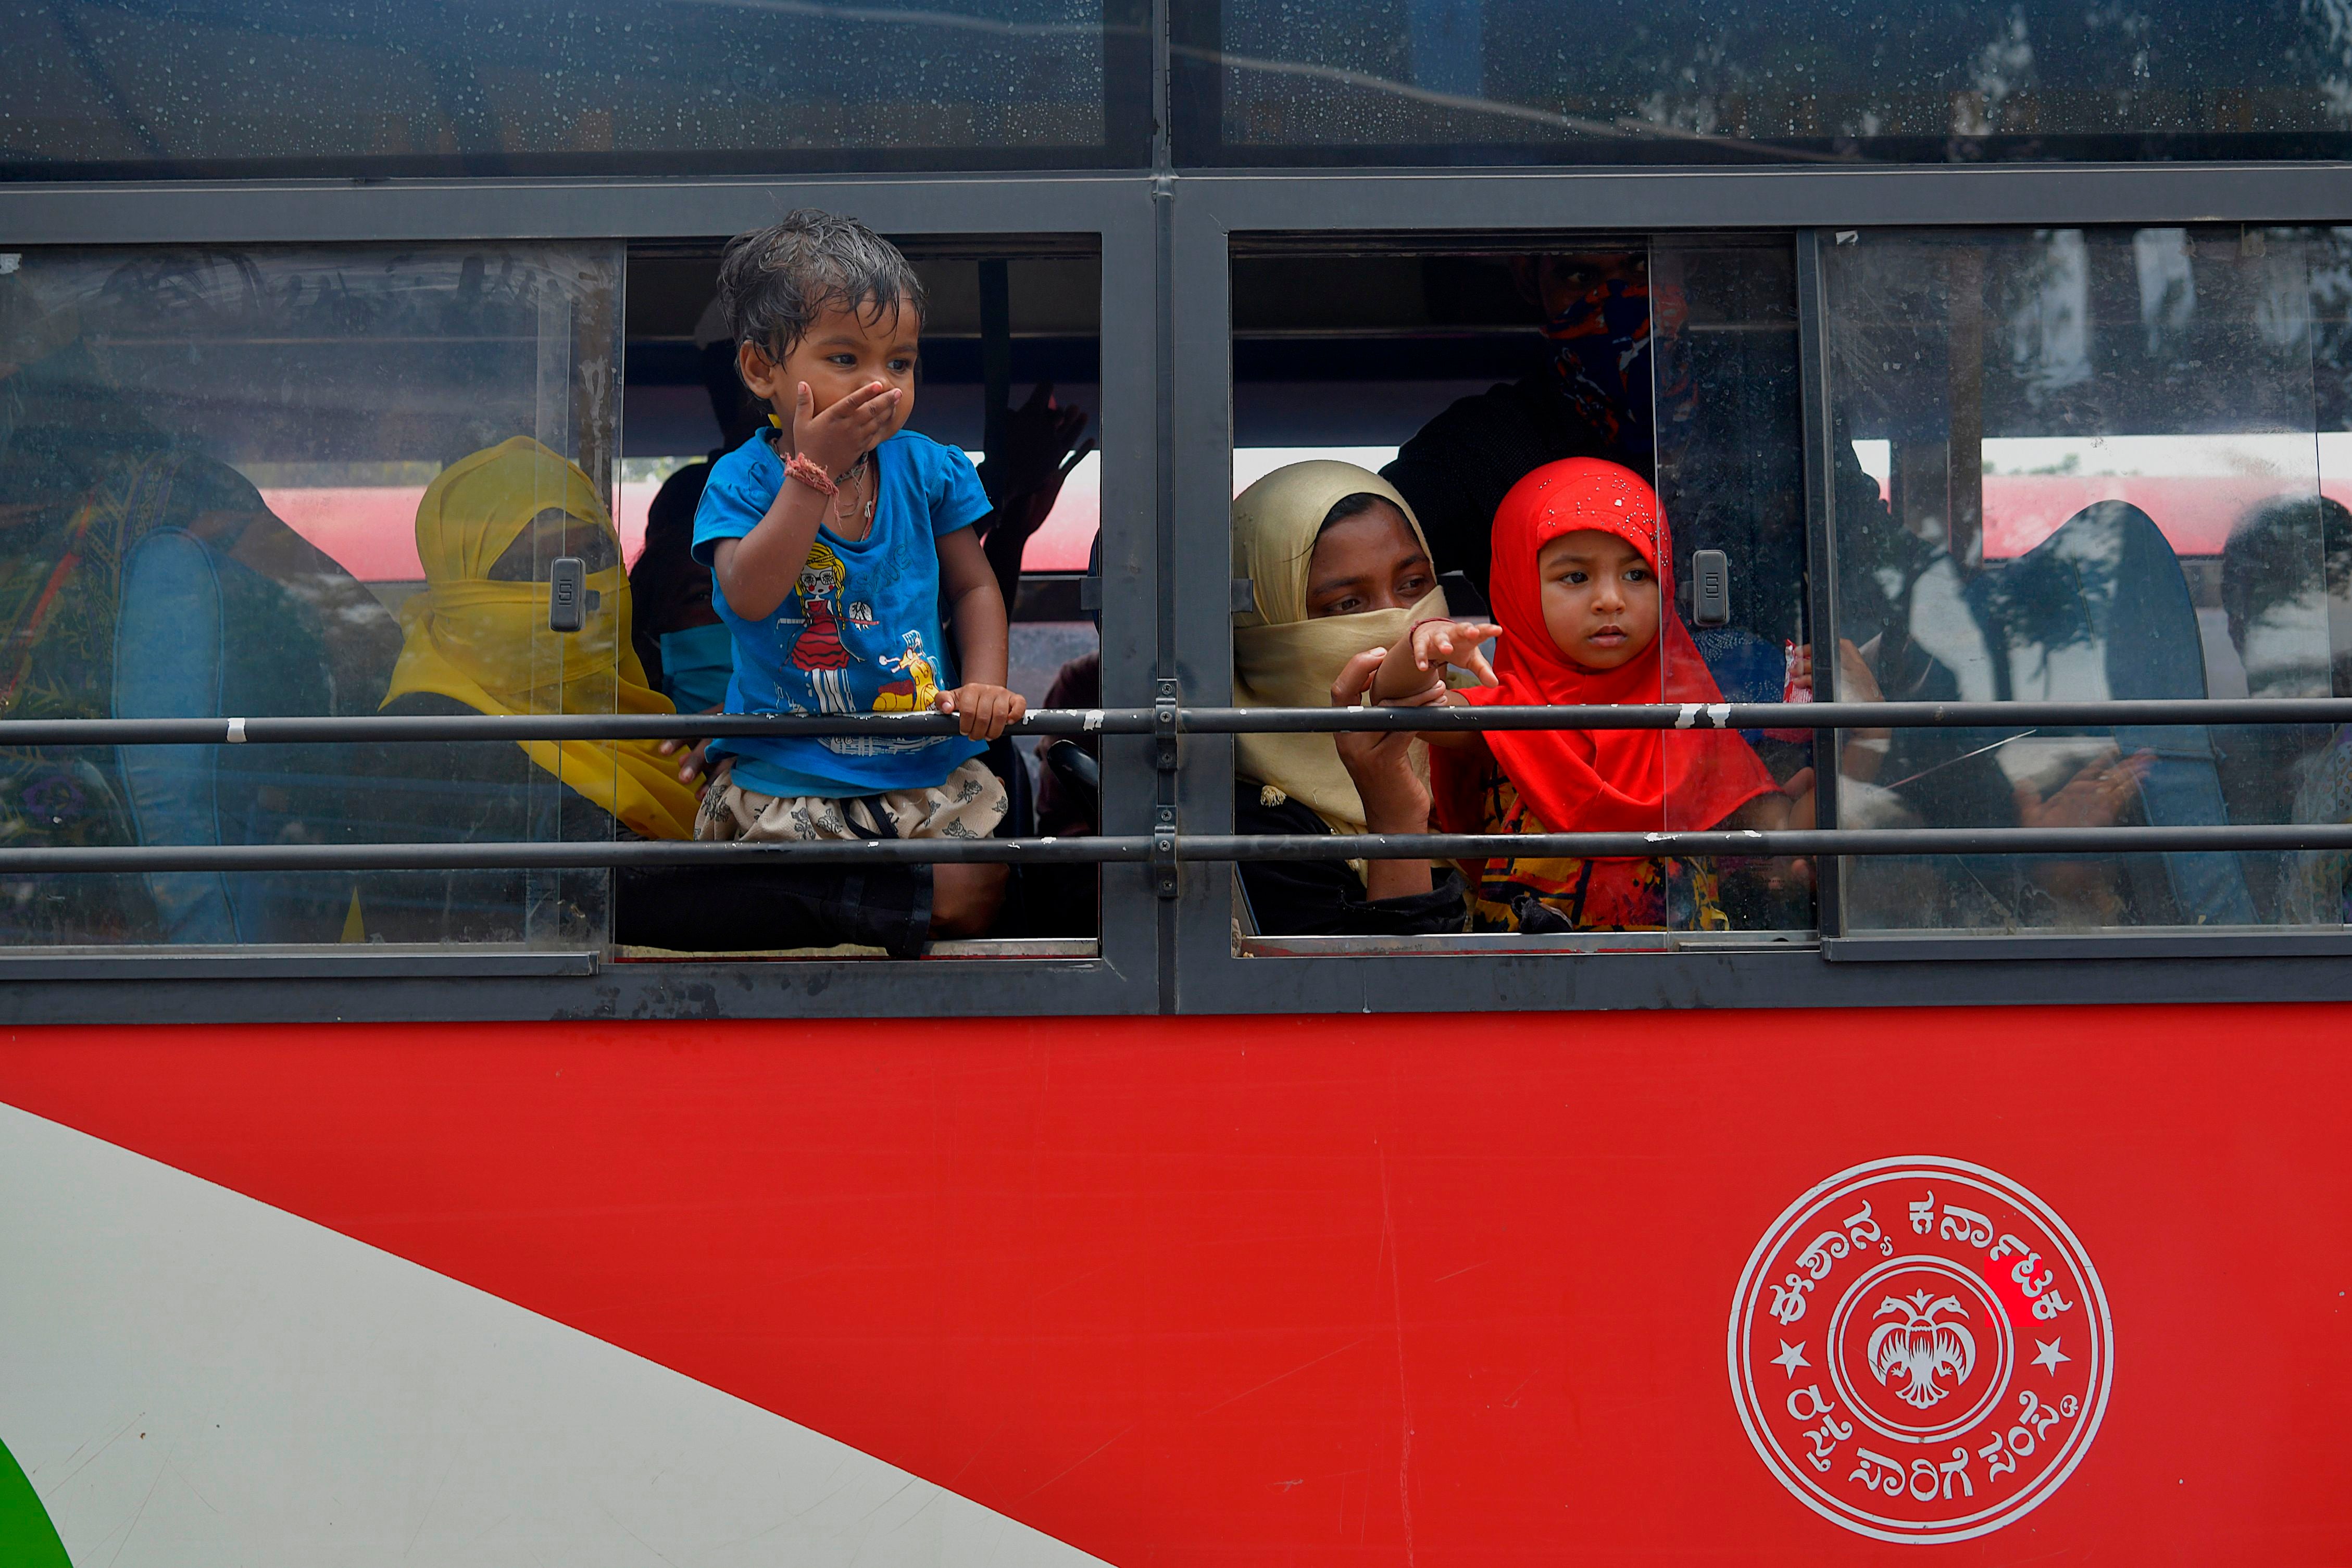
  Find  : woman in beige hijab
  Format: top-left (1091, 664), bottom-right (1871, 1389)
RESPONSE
top-left (1231, 460), bottom-right (1494, 935)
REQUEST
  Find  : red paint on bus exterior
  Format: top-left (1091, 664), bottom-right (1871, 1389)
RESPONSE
top-left (2, 1005), bottom-right (2343, 1565)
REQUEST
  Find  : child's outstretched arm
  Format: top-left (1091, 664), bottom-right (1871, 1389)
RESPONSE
top-left (1368, 618), bottom-right (1500, 701)
top-left (712, 379), bottom-right (901, 621)
top-left (1364, 617), bottom-right (1500, 749)
top-left (934, 526), bottom-right (1028, 741)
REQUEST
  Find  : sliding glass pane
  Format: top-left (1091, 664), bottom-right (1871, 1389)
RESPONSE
top-left (1823, 225), bottom-right (2337, 936)
top-left (0, 242), bottom-right (623, 949)
top-left (5, 0), bottom-right (1149, 179)
top-left (1178, 0), bottom-right (2352, 167)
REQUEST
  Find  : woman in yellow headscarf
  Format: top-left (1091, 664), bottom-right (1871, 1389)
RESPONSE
top-left (1229, 459), bottom-right (1474, 936)
top-left (382, 436), bottom-right (700, 842)
top-left (366, 437), bottom-right (935, 955)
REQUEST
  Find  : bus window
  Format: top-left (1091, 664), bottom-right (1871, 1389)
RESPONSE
top-left (0, 244), bottom-right (622, 950)
top-left (615, 240), bottom-right (1105, 957)
top-left (1822, 225), bottom-right (2338, 934)
top-left (1227, 236), bottom-right (1808, 950)
top-left (1653, 237), bottom-right (1813, 937)
top-left (1177, 0), bottom-right (2352, 168)
top-left (6, 2), bottom-right (1150, 179)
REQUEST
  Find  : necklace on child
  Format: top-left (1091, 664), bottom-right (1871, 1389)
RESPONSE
top-left (831, 453), bottom-right (875, 534)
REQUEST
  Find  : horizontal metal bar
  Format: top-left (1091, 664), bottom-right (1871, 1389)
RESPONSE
top-left (1186, 824), bottom-right (2352, 860)
top-left (7, 161), bottom-right (2352, 247)
top-left (1822, 930), bottom-right (2352, 962)
top-left (9, 698), bottom-right (2352, 748)
top-left (0, 172), bottom-right (1147, 246)
top-left (1181, 161), bottom-right (2352, 235)
top-left (0, 711), bottom-right (1161, 745)
top-left (1178, 699), bottom-right (2352, 733)
top-left (0, 949), bottom-right (598, 980)
top-left (0, 838), bottom-right (1156, 873)
top-left (11, 822), bottom-right (2352, 874)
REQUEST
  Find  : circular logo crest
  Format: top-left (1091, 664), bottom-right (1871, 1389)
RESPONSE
top-left (1728, 1157), bottom-right (2113, 1544)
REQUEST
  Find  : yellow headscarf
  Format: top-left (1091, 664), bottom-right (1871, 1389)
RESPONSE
top-left (1231, 460), bottom-right (1447, 838)
top-left (383, 436), bottom-right (701, 841)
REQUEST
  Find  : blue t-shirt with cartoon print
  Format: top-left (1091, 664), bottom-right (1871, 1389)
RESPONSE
top-left (691, 428), bottom-right (992, 799)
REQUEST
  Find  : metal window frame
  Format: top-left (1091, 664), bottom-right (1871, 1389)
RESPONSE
top-left (1164, 161), bottom-right (2352, 1016)
top-left (8, 161), bottom-right (2352, 1019)
top-left (0, 172), bottom-right (1164, 1021)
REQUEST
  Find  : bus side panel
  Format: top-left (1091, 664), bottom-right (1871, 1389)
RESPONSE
top-left (0, 1005), bottom-right (2339, 1566)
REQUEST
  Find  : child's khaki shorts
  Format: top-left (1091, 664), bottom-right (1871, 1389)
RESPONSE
top-left (696, 756), bottom-right (1008, 845)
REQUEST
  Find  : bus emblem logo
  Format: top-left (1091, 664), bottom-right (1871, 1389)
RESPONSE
top-left (1868, 1290), bottom-right (1976, 1409)
top-left (1728, 1157), bottom-right (2113, 1544)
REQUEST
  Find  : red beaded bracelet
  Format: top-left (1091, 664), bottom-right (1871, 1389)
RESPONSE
top-left (783, 451), bottom-right (837, 496)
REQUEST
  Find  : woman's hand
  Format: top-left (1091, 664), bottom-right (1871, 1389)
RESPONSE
top-left (1788, 641), bottom-right (1892, 782)
top-left (1825, 638), bottom-right (1892, 782)
top-left (1330, 647), bottom-right (1436, 834)
top-left (1723, 768), bottom-right (1812, 832)
top-left (1330, 646), bottom-right (1438, 902)
top-left (1718, 767), bottom-right (1816, 890)
top-left (1786, 638), bottom-right (1884, 704)
top-left (2009, 748), bottom-right (2155, 919)
top-left (936, 682), bottom-right (1027, 741)
top-left (659, 705), bottom-right (723, 789)
top-left (2013, 748), bottom-right (2155, 830)
top-left (792, 378), bottom-right (902, 476)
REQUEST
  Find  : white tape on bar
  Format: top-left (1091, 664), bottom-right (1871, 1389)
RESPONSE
top-left (225, 718), bottom-right (247, 743)
top-left (1709, 703), bottom-right (1731, 727)
top-left (1082, 709), bottom-right (1105, 731)
top-left (1675, 704), bottom-right (1699, 729)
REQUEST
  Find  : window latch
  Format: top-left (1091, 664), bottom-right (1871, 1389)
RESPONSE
top-left (548, 557), bottom-right (587, 632)
top-left (1691, 548), bottom-right (1730, 627)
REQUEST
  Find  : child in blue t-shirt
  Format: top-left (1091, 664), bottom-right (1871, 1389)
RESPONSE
top-left (691, 211), bottom-right (1028, 938)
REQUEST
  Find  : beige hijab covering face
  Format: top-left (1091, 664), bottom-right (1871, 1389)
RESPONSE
top-left (1231, 460), bottom-right (1447, 838)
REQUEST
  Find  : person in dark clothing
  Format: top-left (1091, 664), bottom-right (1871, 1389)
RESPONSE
top-left (0, 264), bottom-right (402, 945)
top-left (1033, 649), bottom-right (1100, 839)
top-left (630, 304), bottom-right (767, 710)
top-left (1230, 460), bottom-right (1472, 937)
top-left (1382, 253), bottom-right (1671, 597)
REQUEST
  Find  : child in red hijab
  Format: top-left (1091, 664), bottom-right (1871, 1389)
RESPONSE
top-left (1368, 457), bottom-right (1816, 931)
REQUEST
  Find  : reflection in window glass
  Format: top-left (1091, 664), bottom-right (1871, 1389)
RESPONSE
top-left (0, 244), bottom-right (622, 948)
top-left (1178, 0), bottom-right (2352, 166)
top-left (1226, 238), bottom-right (1808, 949)
top-left (1654, 237), bottom-right (1812, 934)
top-left (5, 0), bottom-right (1147, 179)
top-left (1824, 225), bottom-right (2352, 934)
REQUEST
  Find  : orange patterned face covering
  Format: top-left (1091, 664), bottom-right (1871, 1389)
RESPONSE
top-left (1435, 456), bottom-right (1778, 838)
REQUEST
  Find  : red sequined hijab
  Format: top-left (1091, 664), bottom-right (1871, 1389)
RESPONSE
top-left (1435, 457), bottom-right (1778, 836)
